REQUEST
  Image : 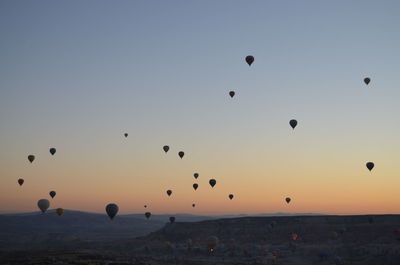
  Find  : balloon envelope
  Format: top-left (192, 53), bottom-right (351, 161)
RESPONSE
top-left (245, 55), bottom-right (254, 66)
top-left (193, 183), bottom-right (198, 190)
top-left (289, 119), bottom-right (297, 129)
top-left (49, 191), bottom-right (56, 199)
top-left (145, 212), bottom-right (151, 219)
top-left (285, 197), bottom-right (291, 204)
top-left (364, 77), bottom-right (371, 85)
top-left (49, 148), bottom-right (56, 155)
top-left (178, 151), bottom-right (184, 158)
top-left (105, 203), bottom-right (119, 220)
top-left (166, 189), bottom-right (172, 196)
top-left (163, 145), bottom-right (169, 153)
top-left (56, 208), bottom-right (64, 216)
top-left (124, 133), bottom-right (128, 138)
top-left (229, 194), bottom-right (234, 200)
top-left (18, 178), bottom-right (24, 186)
top-left (193, 173), bottom-right (199, 179)
top-left (169, 216), bottom-right (175, 223)
top-left (207, 236), bottom-right (219, 250)
top-left (209, 179), bottom-right (216, 188)
top-left (28, 155), bottom-right (35, 163)
top-left (229, 91), bottom-right (235, 98)
top-left (37, 199), bottom-right (50, 213)
top-left (366, 162), bottom-right (374, 171)
top-left (192, 203), bottom-right (196, 207)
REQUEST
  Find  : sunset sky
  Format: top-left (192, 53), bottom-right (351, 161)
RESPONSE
top-left (0, 0), bottom-right (399, 215)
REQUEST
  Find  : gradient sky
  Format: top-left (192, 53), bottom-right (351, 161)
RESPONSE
top-left (1, 0), bottom-right (399, 215)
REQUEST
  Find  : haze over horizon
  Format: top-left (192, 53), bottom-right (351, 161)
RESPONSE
top-left (1, 0), bottom-right (399, 216)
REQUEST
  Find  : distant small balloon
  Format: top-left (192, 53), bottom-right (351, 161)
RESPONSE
top-left (144, 205), bottom-right (147, 208)
top-left (18, 178), bottom-right (24, 186)
top-left (163, 145), bottom-right (169, 153)
top-left (124, 133), bottom-right (128, 138)
top-left (166, 189), bottom-right (172, 196)
top-left (229, 194), bottom-right (234, 200)
top-left (169, 216), bottom-right (175, 223)
top-left (105, 203), bottom-right (119, 220)
top-left (49, 191), bottom-right (56, 199)
top-left (28, 155), bottom-right (35, 163)
top-left (37, 199), bottom-right (50, 213)
top-left (145, 212), bottom-right (151, 219)
top-left (289, 119), bottom-right (297, 129)
top-left (193, 183), bottom-right (198, 191)
top-left (193, 173), bottom-right (199, 179)
top-left (364, 77), bottom-right (371, 85)
top-left (49, 148), bottom-right (56, 155)
top-left (192, 203), bottom-right (196, 208)
top-left (209, 179), bottom-right (216, 188)
top-left (366, 162), bottom-right (374, 171)
top-left (178, 151), bottom-right (184, 159)
top-left (56, 208), bottom-right (64, 216)
top-left (245, 55), bottom-right (254, 66)
top-left (285, 197), bottom-right (291, 204)
top-left (229, 91), bottom-right (235, 98)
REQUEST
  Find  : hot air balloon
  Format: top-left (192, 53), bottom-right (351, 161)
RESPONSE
top-left (194, 173), bottom-right (199, 179)
top-left (245, 55), bottom-right (254, 66)
top-left (366, 162), bottom-right (374, 171)
top-left (144, 205), bottom-right (147, 208)
top-left (169, 216), bottom-right (175, 223)
top-left (37, 199), bottom-right (50, 213)
top-left (193, 183), bottom-right (198, 191)
top-left (192, 203), bottom-right (196, 208)
top-left (364, 77), bottom-right (371, 85)
top-left (49, 191), bottom-right (56, 199)
top-left (18, 178), bottom-right (24, 186)
top-left (56, 208), bottom-right (64, 216)
top-left (178, 151), bottom-right (184, 159)
top-left (28, 155), bottom-right (35, 163)
top-left (229, 194), bottom-right (234, 200)
top-left (166, 190), bottom-right (172, 196)
top-left (49, 148), bottom-right (56, 155)
top-left (163, 145), bottom-right (169, 153)
top-left (289, 119), bottom-right (297, 129)
top-left (145, 212), bottom-right (151, 219)
top-left (285, 197), bottom-right (291, 204)
top-left (229, 91), bottom-right (235, 98)
top-left (209, 179), bottom-right (216, 188)
top-left (105, 203), bottom-right (119, 220)
top-left (124, 133), bottom-right (128, 138)
top-left (207, 236), bottom-right (219, 251)
top-left (291, 233), bottom-right (298, 241)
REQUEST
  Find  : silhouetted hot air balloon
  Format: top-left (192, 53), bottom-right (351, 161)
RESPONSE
top-left (124, 133), bottom-right (128, 138)
top-left (163, 145), bottom-right (169, 153)
top-left (28, 155), bottom-right (35, 163)
top-left (49, 191), bottom-right (56, 199)
top-left (193, 183), bottom-right (198, 191)
top-left (169, 216), bottom-right (175, 223)
top-left (56, 208), bottom-right (64, 216)
top-left (364, 77), bottom-right (371, 85)
top-left (18, 178), bottom-right (24, 186)
top-left (37, 199), bottom-right (50, 213)
top-left (285, 197), bottom-right (291, 204)
top-left (145, 212), bottom-right (151, 219)
top-left (49, 148), bottom-right (56, 155)
top-left (192, 203), bottom-right (196, 208)
top-left (289, 119), bottom-right (297, 129)
top-left (245, 55), bottom-right (254, 66)
top-left (166, 190), bottom-right (172, 196)
top-left (144, 205), bottom-right (147, 208)
top-left (178, 151), bottom-right (184, 159)
top-left (366, 162), bottom-right (374, 171)
top-left (209, 179), bottom-right (216, 188)
top-left (105, 203), bottom-right (119, 220)
top-left (229, 91), bottom-right (235, 98)
top-left (194, 173), bottom-right (199, 179)
top-left (229, 194), bottom-right (234, 200)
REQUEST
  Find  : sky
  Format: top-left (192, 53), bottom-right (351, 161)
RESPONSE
top-left (0, 0), bottom-right (399, 215)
